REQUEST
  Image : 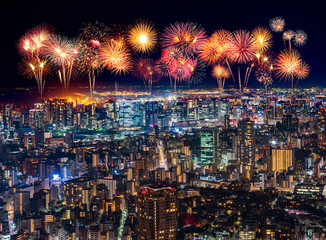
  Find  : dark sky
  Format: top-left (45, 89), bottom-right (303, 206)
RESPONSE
top-left (2, 0), bottom-right (326, 90)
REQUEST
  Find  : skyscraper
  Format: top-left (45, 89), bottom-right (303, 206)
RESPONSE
top-left (137, 186), bottom-right (177, 240)
top-left (237, 119), bottom-right (255, 166)
top-left (105, 98), bottom-right (117, 128)
top-left (200, 127), bottom-right (221, 166)
top-left (145, 101), bottom-right (158, 129)
top-left (118, 99), bottom-right (143, 128)
top-left (13, 191), bottom-right (30, 215)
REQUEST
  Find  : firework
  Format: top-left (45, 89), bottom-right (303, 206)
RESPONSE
top-left (79, 22), bottom-right (111, 96)
top-left (18, 24), bottom-right (52, 57)
top-left (252, 27), bottom-right (273, 52)
top-left (282, 30), bottom-right (295, 49)
top-left (161, 22), bottom-right (206, 57)
top-left (231, 30), bottom-right (256, 64)
top-left (212, 64), bottom-right (230, 90)
top-left (19, 58), bottom-right (50, 98)
top-left (79, 21), bottom-right (110, 47)
top-left (100, 40), bottom-right (132, 75)
top-left (18, 24), bottom-right (52, 98)
top-left (269, 17), bottom-right (285, 32)
top-left (156, 47), bottom-right (183, 87)
top-left (133, 58), bottom-right (158, 93)
top-left (199, 30), bottom-right (233, 65)
top-left (255, 67), bottom-right (273, 91)
top-left (294, 30), bottom-right (307, 47)
top-left (230, 30), bottom-right (257, 90)
top-left (168, 57), bottom-right (197, 92)
top-left (283, 30), bottom-right (294, 41)
top-left (189, 60), bottom-right (206, 85)
top-left (128, 20), bottom-right (157, 54)
top-left (274, 49), bottom-right (301, 89)
top-left (78, 42), bottom-right (103, 96)
top-left (44, 34), bottom-right (80, 92)
top-left (109, 24), bottom-right (128, 45)
top-left (295, 61), bottom-right (309, 79)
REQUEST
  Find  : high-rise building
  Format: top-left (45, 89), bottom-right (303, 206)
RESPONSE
top-left (118, 99), bottom-right (143, 128)
top-left (175, 99), bottom-right (187, 122)
top-left (105, 98), bottom-right (117, 128)
top-left (267, 148), bottom-right (294, 172)
top-left (13, 191), bottom-right (30, 215)
top-left (237, 119), bottom-right (255, 166)
top-left (2, 104), bottom-right (13, 129)
top-left (137, 186), bottom-right (177, 240)
top-left (145, 101), bottom-right (158, 129)
top-left (21, 107), bottom-right (29, 128)
top-left (218, 99), bottom-right (229, 122)
top-left (44, 99), bottom-right (73, 127)
top-left (187, 98), bottom-right (198, 121)
top-left (200, 127), bottom-right (221, 166)
top-left (29, 104), bottom-right (44, 129)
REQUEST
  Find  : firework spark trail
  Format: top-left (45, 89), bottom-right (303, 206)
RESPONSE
top-left (188, 60), bottom-right (206, 86)
top-left (100, 40), bottom-right (132, 75)
top-left (274, 49), bottom-right (302, 89)
top-left (212, 64), bottom-right (230, 90)
top-left (44, 34), bottom-right (80, 92)
top-left (230, 30), bottom-right (257, 90)
top-left (161, 22), bottom-right (206, 58)
top-left (132, 58), bottom-right (158, 94)
top-left (295, 61), bottom-right (310, 80)
top-left (255, 67), bottom-right (273, 92)
top-left (79, 21), bottom-right (110, 97)
top-left (18, 24), bottom-right (52, 98)
top-left (283, 30), bottom-right (295, 50)
top-left (169, 57), bottom-right (197, 92)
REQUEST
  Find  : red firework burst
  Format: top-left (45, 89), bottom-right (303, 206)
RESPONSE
top-left (169, 57), bottom-right (197, 82)
top-left (133, 58), bottom-right (156, 80)
top-left (230, 30), bottom-right (257, 64)
top-left (161, 22), bottom-right (206, 56)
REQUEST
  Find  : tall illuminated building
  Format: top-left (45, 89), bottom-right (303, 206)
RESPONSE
top-left (187, 98), bottom-right (198, 121)
top-left (105, 98), bottom-right (117, 128)
top-left (118, 99), bottom-right (143, 128)
top-left (200, 127), bottom-right (221, 166)
top-left (29, 103), bottom-right (44, 129)
top-left (13, 191), bottom-right (30, 215)
top-left (145, 101), bottom-right (158, 129)
top-left (2, 104), bottom-right (13, 129)
top-left (43, 99), bottom-right (73, 127)
top-left (137, 186), bottom-right (177, 240)
top-left (267, 148), bottom-right (294, 172)
top-left (237, 119), bottom-right (255, 166)
top-left (21, 107), bottom-right (29, 128)
top-left (175, 99), bottom-right (187, 122)
top-left (218, 99), bottom-right (229, 122)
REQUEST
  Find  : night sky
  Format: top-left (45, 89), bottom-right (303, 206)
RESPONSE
top-left (2, 0), bottom-right (326, 90)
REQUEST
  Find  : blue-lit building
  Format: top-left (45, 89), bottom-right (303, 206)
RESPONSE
top-left (118, 99), bottom-right (143, 128)
top-left (200, 127), bottom-right (222, 166)
top-left (145, 101), bottom-right (158, 129)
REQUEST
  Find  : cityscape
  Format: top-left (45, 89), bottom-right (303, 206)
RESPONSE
top-left (2, 1), bottom-right (326, 240)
